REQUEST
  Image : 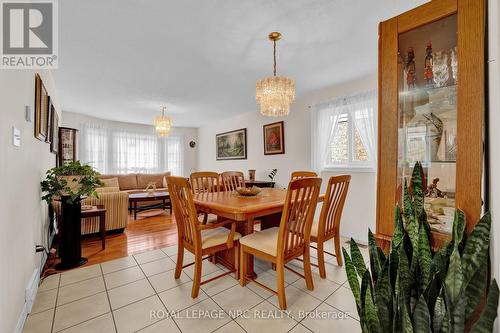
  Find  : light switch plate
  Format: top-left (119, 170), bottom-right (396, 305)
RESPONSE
top-left (12, 127), bottom-right (21, 147)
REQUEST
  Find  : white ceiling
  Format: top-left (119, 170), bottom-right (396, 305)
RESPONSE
top-left (54, 0), bottom-right (427, 127)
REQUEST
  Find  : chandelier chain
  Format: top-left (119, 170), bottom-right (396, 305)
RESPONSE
top-left (273, 40), bottom-right (277, 76)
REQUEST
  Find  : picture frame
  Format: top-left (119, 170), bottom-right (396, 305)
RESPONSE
top-left (216, 128), bottom-right (247, 160)
top-left (34, 74), bottom-right (49, 141)
top-left (46, 97), bottom-right (53, 143)
top-left (49, 104), bottom-right (59, 154)
top-left (263, 121), bottom-right (285, 155)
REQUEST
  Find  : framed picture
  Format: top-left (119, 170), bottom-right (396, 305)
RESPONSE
top-left (49, 104), bottom-right (59, 154)
top-left (34, 74), bottom-right (49, 141)
top-left (263, 121), bottom-right (285, 155)
top-left (216, 128), bottom-right (247, 160)
top-left (46, 97), bottom-right (53, 143)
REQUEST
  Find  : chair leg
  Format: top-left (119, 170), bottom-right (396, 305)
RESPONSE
top-left (234, 243), bottom-right (240, 280)
top-left (303, 248), bottom-right (314, 291)
top-left (239, 246), bottom-right (247, 286)
top-left (276, 262), bottom-right (287, 310)
top-left (175, 243), bottom-right (184, 279)
top-left (334, 234), bottom-right (343, 266)
top-left (316, 241), bottom-right (327, 279)
top-left (191, 253), bottom-right (202, 298)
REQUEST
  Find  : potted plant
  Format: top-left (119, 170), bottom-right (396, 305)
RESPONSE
top-left (41, 160), bottom-right (101, 204)
top-left (41, 161), bottom-right (102, 269)
top-left (343, 162), bottom-right (499, 332)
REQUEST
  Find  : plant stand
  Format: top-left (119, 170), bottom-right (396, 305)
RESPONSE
top-left (55, 196), bottom-right (88, 270)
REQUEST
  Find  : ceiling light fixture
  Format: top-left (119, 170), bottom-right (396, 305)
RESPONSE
top-left (155, 105), bottom-right (172, 137)
top-left (256, 32), bottom-right (295, 117)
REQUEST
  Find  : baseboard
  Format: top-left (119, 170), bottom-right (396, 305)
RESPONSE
top-left (14, 252), bottom-right (46, 333)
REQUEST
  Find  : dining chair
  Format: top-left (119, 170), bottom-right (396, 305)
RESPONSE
top-left (167, 176), bottom-right (241, 298)
top-left (290, 171), bottom-right (318, 180)
top-left (310, 175), bottom-right (350, 277)
top-left (190, 171), bottom-right (221, 224)
top-left (221, 171), bottom-right (245, 191)
top-left (239, 177), bottom-right (322, 310)
top-left (190, 171), bottom-right (221, 193)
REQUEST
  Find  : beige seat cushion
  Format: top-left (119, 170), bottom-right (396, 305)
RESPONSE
top-left (239, 227), bottom-right (279, 256)
top-left (201, 227), bottom-right (241, 249)
top-left (101, 177), bottom-right (119, 188)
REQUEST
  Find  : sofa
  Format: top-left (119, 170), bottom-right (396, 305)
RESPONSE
top-left (100, 171), bottom-right (171, 194)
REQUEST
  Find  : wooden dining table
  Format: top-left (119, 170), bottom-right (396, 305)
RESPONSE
top-left (193, 188), bottom-right (324, 278)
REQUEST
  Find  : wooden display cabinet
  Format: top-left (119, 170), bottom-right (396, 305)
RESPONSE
top-left (376, 0), bottom-right (485, 250)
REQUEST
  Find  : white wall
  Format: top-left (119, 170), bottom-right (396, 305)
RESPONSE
top-left (197, 75), bottom-right (377, 243)
top-left (0, 70), bottom-right (60, 333)
top-left (62, 111), bottom-right (198, 177)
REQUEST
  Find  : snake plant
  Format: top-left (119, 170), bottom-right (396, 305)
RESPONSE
top-left (343, 162), bottom-right (498, 332)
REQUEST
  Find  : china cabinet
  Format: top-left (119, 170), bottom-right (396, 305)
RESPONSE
top-left (376, 0), bottom-right (485, 249)
top-left (59, 127), bottom-right (79, 166)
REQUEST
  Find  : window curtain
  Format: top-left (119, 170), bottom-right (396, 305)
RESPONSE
top-left (80, 124), bottom-right (110, 173)
top-left (80, 123), bottom-right (184, 175)
top-left (311, 89), bottom-right (377, 171)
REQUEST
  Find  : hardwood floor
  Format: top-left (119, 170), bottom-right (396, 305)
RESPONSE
top-left (81, 212), bottom-right (178, 266)
top-left (45, 211), bottom-right (179, 273)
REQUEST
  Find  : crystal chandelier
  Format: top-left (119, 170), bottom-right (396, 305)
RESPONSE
top-left (154, 106), bottom-right (172, 137)
top-left (256, 32), bottom-right (295, 117)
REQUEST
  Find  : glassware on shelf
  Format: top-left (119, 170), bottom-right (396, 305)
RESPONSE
top-left (432, 51), bottom-right (449, 88)
top-left (450, 46), bottom-right (458, 84)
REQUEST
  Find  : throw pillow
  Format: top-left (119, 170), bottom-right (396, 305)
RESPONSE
top-left (101, 177), bottom-right (119, 188)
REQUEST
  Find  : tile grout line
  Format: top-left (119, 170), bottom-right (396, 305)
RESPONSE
top-left (49, 273), bottom-right (61, 333)
top-left (99, 264), bottom-right (119, 333)
top-left (132, 253), bottom-right (184, 333)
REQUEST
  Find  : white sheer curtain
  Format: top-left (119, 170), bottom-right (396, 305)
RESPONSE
top-left (311, 90), bottom-right (377, 171)
top-left (80, 124), bottom-right (110, 173)
top-left (80, 123), bottom-right (184, 175)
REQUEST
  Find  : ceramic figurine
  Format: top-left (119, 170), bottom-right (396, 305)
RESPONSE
top-left (406, 47), bottom-right (416, 89)
top-left (424, 41), bottom-right (434, 86)
top-left (426, 177), bottom-right (444, 198)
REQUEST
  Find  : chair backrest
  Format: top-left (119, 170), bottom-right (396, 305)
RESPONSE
top-left (167, 176), bottom-right (200, 248)
top-left (317, 175), bottom-right (351, 239)
top-left (277, 177), bottom-right (322, 259)
top-left (190, 172), bottom-right (220, 194)
top-left (290, 171), bottom-right (318, 180)
top-left (221, 171), bottom-right (245, 191)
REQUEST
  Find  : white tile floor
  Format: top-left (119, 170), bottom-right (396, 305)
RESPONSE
top-left (23, 241), bottom-right (366, 333)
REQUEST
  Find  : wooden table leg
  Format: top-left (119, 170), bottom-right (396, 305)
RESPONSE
top-left (243, 218), bottom-right (257, 279)
top-left (100, 213), bottom-right (106, 250)
top-left (212, 217), bottom-right (257, 279)
top-left (134, 201), bottom-right (137, 220)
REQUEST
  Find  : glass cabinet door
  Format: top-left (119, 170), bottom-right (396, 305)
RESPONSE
top-left (397, 14), bottom-right (457, 235)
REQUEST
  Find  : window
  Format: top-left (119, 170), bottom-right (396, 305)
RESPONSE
top-left (80, 124), bottom-right (184, 175)
top-left (312, 90), bottom-right (376, 171)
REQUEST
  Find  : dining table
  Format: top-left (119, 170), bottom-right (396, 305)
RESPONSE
top-left (193, 188), bottom-right (324, 279)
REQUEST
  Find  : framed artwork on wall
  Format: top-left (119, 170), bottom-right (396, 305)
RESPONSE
top-left (34, 74), bottom-right (49, 141)
top-left (216, 128), bottom-right (247, 160)
top-left (263, 121), bottom-right (285, 155)
top-left (46, 97), bottom-right (53, 143)
top-left (49, 104), bottom-right (59, 154)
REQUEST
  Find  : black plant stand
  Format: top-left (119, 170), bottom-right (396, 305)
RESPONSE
top-left (55, 196), bottom-right (88, 270)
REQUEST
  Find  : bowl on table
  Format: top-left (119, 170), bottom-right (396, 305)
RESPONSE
top-left (235, 186), bottom-right (261, 197)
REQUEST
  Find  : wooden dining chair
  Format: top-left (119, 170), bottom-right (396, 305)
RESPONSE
top-left (190, 171), bottom-right (221, 193)
top-left (291, 171), bottom-right (318, 180)
top-left (239, 177), bottom-right (322, 310)
top-left (221, 171), bottom-right (245, 191)
top-left (190, 171), bottom-right (221, 224)
top-left (167, 176), bottom-right (241, 298)
top-left (310, 175), bottom-right (350, 277)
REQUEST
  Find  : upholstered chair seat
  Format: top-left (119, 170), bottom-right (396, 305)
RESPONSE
top-left (239, 227), bottom-right (279, 256)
